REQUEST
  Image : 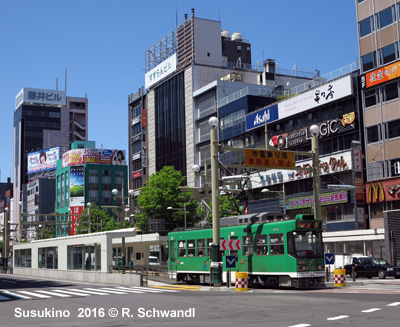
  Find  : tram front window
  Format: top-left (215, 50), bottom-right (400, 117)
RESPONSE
top-left (288, 231), bottom-right (323, 258)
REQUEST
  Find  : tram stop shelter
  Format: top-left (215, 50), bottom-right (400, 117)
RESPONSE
top-left (12, 228), bottom-right (168, 286)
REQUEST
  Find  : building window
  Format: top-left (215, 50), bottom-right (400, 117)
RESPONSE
top-left (390, 157), bottom-right (400, 176)
top-left (364, 89), bottom-right (380, 107)
top-left (367, 125), bottom-right (380, 144)
top-left (361, 51), bottom-right (376, 72)
top-left (387, 119), bottom-right (400, 139)
top-left (38, 247), bottom-right (58, 269)
top-left (379, 43), bottom-right (397, 65)
top-left (384, 81), bottom-right (398, 102)
top-left (359, 16), bottom-right (374, 37)
top-left (14, 249), bottom-right (32, 268)
top-left (377, 6), bottom-right (395, 30)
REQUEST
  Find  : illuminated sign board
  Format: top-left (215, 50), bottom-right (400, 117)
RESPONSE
top-left (245, 104), bottom-right (279, 131)
top-left (244, 149), bottom-right (295, 169)
top-left (27, 146), bottom-right (60, 175)
top-left (145, 54), bottom-right (177, 89)
top-left (361, 60), bottom-right (400, 89)
top-left (15, 87), bottom-right (66, 109)
top-left (62, 149), bottom-right (126, 168)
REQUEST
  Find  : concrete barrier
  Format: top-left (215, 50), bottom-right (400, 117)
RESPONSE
top-left (13, 268), bottom-right (142, 286)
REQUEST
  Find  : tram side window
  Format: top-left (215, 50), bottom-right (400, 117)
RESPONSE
top-left (197, 239), bottom-right (205, 257)
top-left (255, 235), bottom-right (268, 255)
top-left (187, 240), bottom-right (195, 257)
top-left (178, 241), bottom-right (186, 257)
top-left (270, 234), bottom-right (284, 255)
top-left (242, 236), bottom-right (254, 256)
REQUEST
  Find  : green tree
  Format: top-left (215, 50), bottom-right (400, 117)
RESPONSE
top-left (136, 166), bottom-right (197, 232)
top-left (76, 203), bottom-right (132, 234)
top-left (35, 226), bottom-right (55, 240)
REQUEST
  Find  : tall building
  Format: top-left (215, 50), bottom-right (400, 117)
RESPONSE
top-left (356, 0), bottom-right (400, 263)
top-left (141, 11), bottom-right (316, 191)
top-left (13, 87), bottom-right (88, 241)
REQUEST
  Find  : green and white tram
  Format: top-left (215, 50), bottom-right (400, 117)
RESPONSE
top-left (168, 213), bottom-right (325, 288)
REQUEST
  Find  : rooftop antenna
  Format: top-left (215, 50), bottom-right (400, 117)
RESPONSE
top-left (65, 68), bottom-right (67, 94)
top-left (176, 3), bottom-right (178, 27)
top-left (56, 78), bottom-right (59, 90)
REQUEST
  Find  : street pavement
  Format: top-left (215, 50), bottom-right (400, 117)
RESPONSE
top-left (0, 274), bottom-right (399, 327)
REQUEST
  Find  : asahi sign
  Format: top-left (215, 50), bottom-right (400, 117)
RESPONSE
top-left (145, 53), bottom-right (177, 89)
top-left (271, 112), bottom-right (356, 149)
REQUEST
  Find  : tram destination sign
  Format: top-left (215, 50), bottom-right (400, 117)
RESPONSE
top-left (244, 149), bottom-right (295, 169)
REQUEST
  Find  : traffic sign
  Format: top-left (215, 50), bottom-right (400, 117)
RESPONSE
top-left (225, 255), bottom-right (236, 269)
top-left (220, 239), bottom-right (241, 251)
top-left (244, 149), bottom-right (295, 169)
top-left (325, 253), bottom-right (335, 265)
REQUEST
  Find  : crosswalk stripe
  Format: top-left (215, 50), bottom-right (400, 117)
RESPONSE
top-left (112, 287), bottom-right (145, 293)
top-left (92, 288), bottom-right (129, 294)
top-left (65, 289), bottom-right (109, 295)
top-left (116, 286), bottom-right (163, 293)
top-left (17, 291), bottom-right (52, 299)
top-left (0, 290), bottom-right (31, 299)
top-left (49, 290), bottom-right (90, 297)
top-left (36, 290), bottom-right (71, 298)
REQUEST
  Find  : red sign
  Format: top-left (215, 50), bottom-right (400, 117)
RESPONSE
top-left (142, 109), bottom-right (147, 128)
top-left (220, 239), bottom-right (241, 251)
top-left (133, 171), bottom-right (142, 179)
top-left (70, 206), bottom-right (84, 236)
top-left (361, 60), bottom-right (400, 89)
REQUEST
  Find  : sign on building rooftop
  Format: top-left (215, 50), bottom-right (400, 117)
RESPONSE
top-left (145, 53), bottom-right (177, 89)
top-left (15, 87), bottom-right (66, 109)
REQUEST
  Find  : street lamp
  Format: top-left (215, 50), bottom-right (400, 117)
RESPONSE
top-left (209, 116), bottom-right (222, 286)
top-left (86, 202), bottom-right (92, 234)
top-left (262, 183), bottom-right (286, 214)
top-left (167, 204), bottom-right (187, 229)
top-left (310, 124), bottom-right (321, 221)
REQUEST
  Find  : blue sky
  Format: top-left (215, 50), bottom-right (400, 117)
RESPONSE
top-left (0, 0), bottom-right (359, 182)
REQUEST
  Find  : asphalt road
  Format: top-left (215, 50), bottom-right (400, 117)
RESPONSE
top-left (1, 274), bottom-right (399, 327)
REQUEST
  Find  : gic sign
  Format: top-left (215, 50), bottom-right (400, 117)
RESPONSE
top-left (244, 149), bottom-right (295, 169)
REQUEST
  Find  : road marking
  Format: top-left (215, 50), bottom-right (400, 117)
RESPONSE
top-left (17, 291), bottom-right (52, 299)
top-left (36, 290), bottom-right (71, 298)
top-left (49, 289), bottom-right (90, 297)
top-left (65, 288), bottom-right (109, 295)
top-left (362, 308), bottom-right (381, 313)
top-left (0, 290), bottom-right (30, 299)
top-left (327, 315), bottom-right (349, 320)
top-left (387, 302), bottom-right (400, 306)
top-left (149, 285), bottom-right (197, 291)
top-left (86, 288), bottom-right (128, 295)
top-left (287, 324), bottom-right (310, 327)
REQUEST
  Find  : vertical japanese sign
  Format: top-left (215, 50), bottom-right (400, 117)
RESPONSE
top-left (69, 166), bottom-right (85, 236)
top-left (244, 149), bottom-right (295, 169)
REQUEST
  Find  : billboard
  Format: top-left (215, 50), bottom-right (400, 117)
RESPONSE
top-left (62, 149), bottom-right (126, 168)
top-left (70, 166), bottom-right (85, 207)
top-left (245, 104), bottom-right (279, 131)
top-left (278, 75), bottom-right (353, 120)
top-left (145, 54), bottom-right (177, 89)
top-left (27, 146), bottom-right (60, 175)
top-left (15, 87), bottom-right (66, 109)
top-left (361, 60), bottom-right (400, 89)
